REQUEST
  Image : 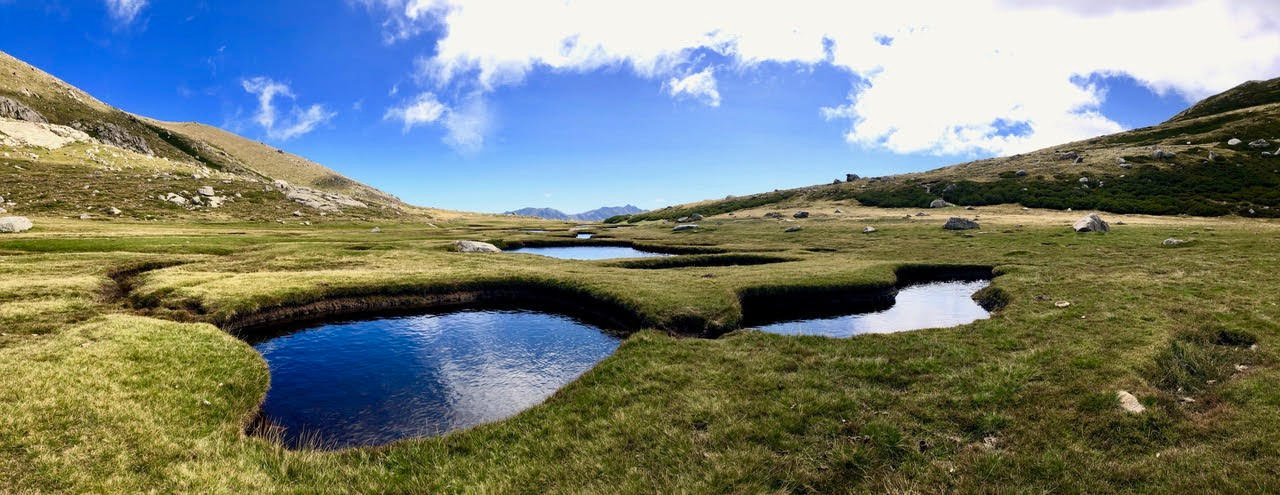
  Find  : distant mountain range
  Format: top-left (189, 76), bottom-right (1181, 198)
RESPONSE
top-left (504, 205), bottom-right (645, 222)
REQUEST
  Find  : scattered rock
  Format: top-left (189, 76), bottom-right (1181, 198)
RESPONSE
top-left (943, 217), bottom-right (979, 230)
top-left (1234, 364), bottom-right (1249, 372)
top-left (965, 206), bottom-right (976, 211)
top-left (0, 216), bottom-right (33, 233)
top-left (677, 216), bottom-right (690, 222)
top-left (763, 212), bottom-right (784, 220)
top-left (370, 227), bottom-right (381, 233)
top-left (1015, 169), bottom-right (1027, 177)
top-left (0, 96), bottom-right (47, 123)
top-left (930, 199), bottom-right (954, 208)
top-left (672, 224), bottom-right (699, 232)
top-left (291, 211), bottom-right (304, 217)
top-left (1152, 149), bottom-right (1176, 160)
top-left (1055, 301), bottom-right (1071, 308)
top-left (793, 211), bottom-right (810, 219)
top-left (1162, 238), bottom-right (1187, 247)
top-left (1116, 157), bottom-right (1127, 165)
top-left (784, 226), bottom-right (802, 233)
top-left (846, 173), bottom-right (860, 182)
top-left (1248, 139), bottom-right (1270, 149)
top-left (1078, 177), bottom-right (1090, 184)
top-left (1227, 138), bottom-right (1242, 146)
top-left (1057, 151), bottom-right (1079, 161)
top-left (1073, 213), bottom-right (1110, 233)
top-left (453, 240), bottom-right (501, 253)
top-left (863, 226), bottom-right (877, 233)
top-left (1208, 151), bottom-right (1220, 162)
top-left (1117, 391), bottom-right (1145, 414)
top-left (690, 213), bottom-right (704, 221)
top-left (197, 186), bottom-right (215, 197)
top-left (1073, 156), bottom-right (1085, 164)
top-left (163, 193), bottom-right (188, 206)
top-left (105, 207), bottom-right (122, 216)
top-left (833, 208), bottom-right (843, 214)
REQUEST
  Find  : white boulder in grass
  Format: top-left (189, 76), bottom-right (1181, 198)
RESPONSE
top-left (0, 216), bottom-right (33, 233)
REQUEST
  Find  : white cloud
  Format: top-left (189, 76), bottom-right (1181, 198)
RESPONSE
top-left (666, 68), bottom-right (721, 107)
top-left (241, 77), bottom-right (336, 140)
top-left (363, 0), bottom-right (1280, 156)
top-left (385, 91), bottom-right (491, 153)
top-left (104, 0), bottom-right (148, 26)
top-left (385, 92), bottom-right (448, 131)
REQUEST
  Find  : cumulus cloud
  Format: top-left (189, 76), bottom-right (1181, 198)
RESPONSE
top-left (241, 77), bottom-right (336, 140)
top-left (363, 0), bottom-right (1280, 156)
top-left (104, 0), bottom-right (148, 26)
top-left (666, 68), bottom-right (721, 107)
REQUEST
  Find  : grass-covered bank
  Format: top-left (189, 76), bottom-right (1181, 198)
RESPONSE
top-left (2, 205), bottom-right (1280, 492)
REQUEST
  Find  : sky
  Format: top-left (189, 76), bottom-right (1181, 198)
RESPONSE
top-left (1, 1), bottom-right (1278, 213)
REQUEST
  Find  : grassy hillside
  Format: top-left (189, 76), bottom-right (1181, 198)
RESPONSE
top-left (0, 50), bottom-right (413, 221)
top-left (623, 78), bottom-right (1280, 222)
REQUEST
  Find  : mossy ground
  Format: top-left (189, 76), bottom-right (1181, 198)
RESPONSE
top-left (2, 204), bottom-right (1279, 493)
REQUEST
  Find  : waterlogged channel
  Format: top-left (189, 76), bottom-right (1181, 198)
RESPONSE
top-left (505, 245), bottom-right (672, 260)
top-left (755, 280), bottom-right (993, 337)
top-left (252, 309), bottom-right (620, 449)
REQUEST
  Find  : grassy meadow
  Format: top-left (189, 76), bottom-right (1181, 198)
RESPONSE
top-left (1, 203), bottom-right (1278, 493)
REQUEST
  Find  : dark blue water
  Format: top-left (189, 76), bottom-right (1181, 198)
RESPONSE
top-left (253, 310), bottom-right (620, 449)
top-left (506, 245), bottom-right (671, 260)
top-left (756, 281), bottom-right (991, 337)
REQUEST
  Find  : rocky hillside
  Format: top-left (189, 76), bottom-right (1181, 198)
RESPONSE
top-left (622, 76), bottom-right (1280, 222)
top-left (0, 50), bottom-right (417, 222)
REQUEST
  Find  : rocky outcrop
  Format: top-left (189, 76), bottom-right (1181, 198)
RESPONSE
top-left (271, 180), bottom-right (368, 212)
top-left (943, 217), bottom-right (979, 230)
top-left (71, 121), bottom-right (153, 155)
top-left (930, 199), bottom-right (954, 208)
top-left (0, 96), bottom-right (46, 123)
top-left (1152, 149), bottom-right (1176, 160)
top-left (1073, 213), bottom-right (1110, 233)
top-left (453, 240), bottom-right (501, 253)
top-left (0, 216), bottom-right (33, 233)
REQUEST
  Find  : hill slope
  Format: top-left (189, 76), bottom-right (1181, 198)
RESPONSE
top-left (0, 50), bottom-right (414, 222)
top-left (621, 76), bottom-right (1280, 222)
top-left (506, 205), bottom-right (645, 222)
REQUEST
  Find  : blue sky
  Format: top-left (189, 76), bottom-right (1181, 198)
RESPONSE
top-left (2, 1), bottom-right (1276, 213)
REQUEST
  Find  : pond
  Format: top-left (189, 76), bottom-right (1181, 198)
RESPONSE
top-left (505, 245), bottom-right (671, 260)
top-left (252, 309), bottom-right (621, 449)
top-left (755, 280), bottom-right (992, 337)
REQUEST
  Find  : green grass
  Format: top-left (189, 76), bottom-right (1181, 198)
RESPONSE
top-left (2, 205), bottom-right (1279, 493)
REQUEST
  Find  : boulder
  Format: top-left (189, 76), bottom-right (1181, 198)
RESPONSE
top-left (1073, 213), bottom-right (1109, 233)
top-left (1116, 157), bottom-right (1127, 165)
top-left (1116, 391), bottom-right (1145, 414)
top-left (1152, 149), bottom-right (1176, 160)
top-left (763, 212), bottom-right (784, 220)
top-left (793, 211), bottom-right (809, 219)
top-left (1073, 156), bottom-right (1085, 164)
top-left (690, 213), bottom-right (704, 221)
top-left (370, 227), bottom-right (382, 233)
top-left (453, 240), bottom-right (501, 253)
top-left (1057, 151), bottom-right (1079, 161)
top-left (672, 224), bottom-right (699, 232)
top-left (197, 186), bottom-right (215, 197)
top-left (0, 96), bottom-right (47, 123)
top-left (1162, 238), bottom-right (1187, 247)
top-left (105, 207), bottom-right (122, 216)
top-left (863, 226), bottom-right (877, 233)
top-left (1227, 138), bottom-right (1242, 146)
top-left (70, 121), bottom-right (153, 156)
top-left (0, 216), bottom-right (33, 233)
top-left (1015, 169), bottom-right (1027, 177)
top-left (929, 199), bottom-right (953, 208)
top-left (676, 216), bottom-right (690, 222)
top-left (846, 173), bottom-right (860, 182)
top-left (784, 226), bottom-right (802, 233)
top-left (1248, 139), bottom-right (1271, 149)
top-left (164, 193), bottom-right (188, 206)
top-left (943, 217), bottom-right (979, 230)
